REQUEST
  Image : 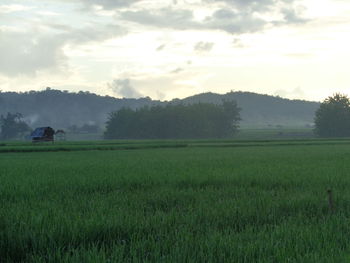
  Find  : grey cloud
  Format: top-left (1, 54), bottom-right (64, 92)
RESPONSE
top-left (43, 20), bottom-right (127, 43)
top-left (232, 38), bottom-right (245, 48)
top-left (0, 22), bottom-right (126, 77)
top-left (120, 7), bottom-right (265, 33)
top-left (0, 31), bottom-right (66, 76)
top-left (281, 8), bottom-right (309, 24)
top-left (51, 0), bottom-right (142, 10)
top-left (79, 0), bottom-right (142, 10)
top-left (61, 24), bottom-right (126, 44)
top-left (204, 0), bottom-right (276, 11)
top-left (207, 0), bottom-right (308, 24)
top-left (119, 0), bottom-right (307, 34)
top-left (170, 67), bottom-right (184, 74)
top-left (212, 8), bottom-right (237, 19)
top-left (45, 23), bottom-right (73, 32)
top-left (120, 8), bottom-right (196, 30)
top-left (206, 9), bottom-right (266, 33)
top-left (119, 4), bottom-right (304, 35)
top-left (108, 78), bottom-right (143, 98)
top-left (194, 42), bottom-right (214, 52)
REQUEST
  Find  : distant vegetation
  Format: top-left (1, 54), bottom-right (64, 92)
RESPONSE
top-left (182, 92), bottom-right (319, 128)
top-left (314, 93), bottom-right (350, 137)
top-left (104, 101), bottom-right (241, 139)
top-left (0, 112), bottom-right (31, 140)
top-left (0, 88), bottom-right (319, 131)
top-left (0, 88), bottom-right (155, 130)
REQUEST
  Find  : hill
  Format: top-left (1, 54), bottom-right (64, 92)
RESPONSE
top-left (180, 91), bottom-right (319, 128)
top-left (0, 89), bottom-right (319, 130)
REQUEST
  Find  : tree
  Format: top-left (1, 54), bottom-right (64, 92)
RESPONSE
top-left (104, 101), bottom-right (241, 139)
top-left (314, 93), bottom-right (350, 137)
top-left (0, 112), bottom-right (31, 140)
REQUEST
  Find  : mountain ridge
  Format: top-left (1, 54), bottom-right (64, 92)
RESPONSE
top-left (0, 89), bottom-right (320, 129)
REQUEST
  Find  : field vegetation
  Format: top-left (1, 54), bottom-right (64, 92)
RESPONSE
top-left (1, 139), bottom-right (350, 262)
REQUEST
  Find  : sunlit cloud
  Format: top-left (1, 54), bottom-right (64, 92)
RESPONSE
top-left (0, 4), bottom-right (33, 13)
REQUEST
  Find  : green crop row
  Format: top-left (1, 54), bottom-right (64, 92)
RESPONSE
top-left (2, 138), bottom-right (350, 153)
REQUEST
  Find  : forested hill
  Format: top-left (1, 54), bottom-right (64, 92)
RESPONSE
top-left (181, 92), bottom-right (320, 127)
top-left (0, 89), bottom-right (158, 129)
top-left (0, 89), bottom-right (319, 129)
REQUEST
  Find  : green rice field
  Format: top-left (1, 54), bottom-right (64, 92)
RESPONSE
top-left (1, 139), bottom-right (350, 262)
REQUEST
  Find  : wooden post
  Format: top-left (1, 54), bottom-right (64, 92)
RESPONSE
top-left (327, 189), bottom-right (334, 213)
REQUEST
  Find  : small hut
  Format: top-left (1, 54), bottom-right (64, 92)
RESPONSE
top-left (31, 127), bottom-right (55, 143)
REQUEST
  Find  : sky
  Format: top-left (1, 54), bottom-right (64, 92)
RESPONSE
top-left (0, 0), bottom-right (349, 101)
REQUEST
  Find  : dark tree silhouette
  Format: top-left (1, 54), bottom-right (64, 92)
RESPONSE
top-left (104, 101), bottom-right (241, 139)
top-left (314, 93), bottom-right (350, 137)
top-left (0, 112), bottom-right (31, 140)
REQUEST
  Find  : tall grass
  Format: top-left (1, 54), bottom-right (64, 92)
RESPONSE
top-left (1, 143), bottom-right (350, 262)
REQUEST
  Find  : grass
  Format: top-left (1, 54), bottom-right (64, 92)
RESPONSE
top-left (2, 137), bottom-right (350, 153)
top-left (235, 127), bottom-right (315, 140)
top-left (1, 140), bottom-right (350, 262)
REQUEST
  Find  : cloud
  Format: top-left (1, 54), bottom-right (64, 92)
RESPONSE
top-left (120, 8), bottom-right (196, 30)
top-left (281, 7), bottom-right (309, 24)
top-left (194, 42), bottom-right (214, 52)
top-left (79, 0), bottom-right (142, 10)
top-left (108, 78), bottom-right (143, 98)
top-left (207, 0), bottom-right (309, 25)
top-left (61, 24), bottom-right (126, 45)
top-left (0, 22), bottom-right (126, 77)
top-left (232, 38), bottom-right (245, 48)
top-left (156, 44), bottom-right (166, 51)
top-left (118, 1), bottom-right (308, 35)
top-left (119, 7), bottom-right (265, 33)
top-left (170, 67), bottom-right (184, 74)
top-left (0, 31), bottom-right (67, 76)
top-left (0, 4), bottom-right (33, 14)
top-left (204, 0), bottom-right (276, 11)
top-left (206, 8), bottom-right (267, 33)
top-left (45, 23), bottom-right (73, 33)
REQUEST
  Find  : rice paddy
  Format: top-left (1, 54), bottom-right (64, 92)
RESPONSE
top-left (1, 139), bottom-right (350, 262)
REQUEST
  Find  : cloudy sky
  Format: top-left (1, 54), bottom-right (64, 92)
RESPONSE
top-left (1, 0), bottom-right (349, 101)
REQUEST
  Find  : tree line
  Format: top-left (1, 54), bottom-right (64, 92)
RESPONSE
top-left (104, 101), bottom-right (241, 139)
top-left (2, 92), bottom-right (350, 140)
top-left (0, 89), bottom-right (319, 129)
